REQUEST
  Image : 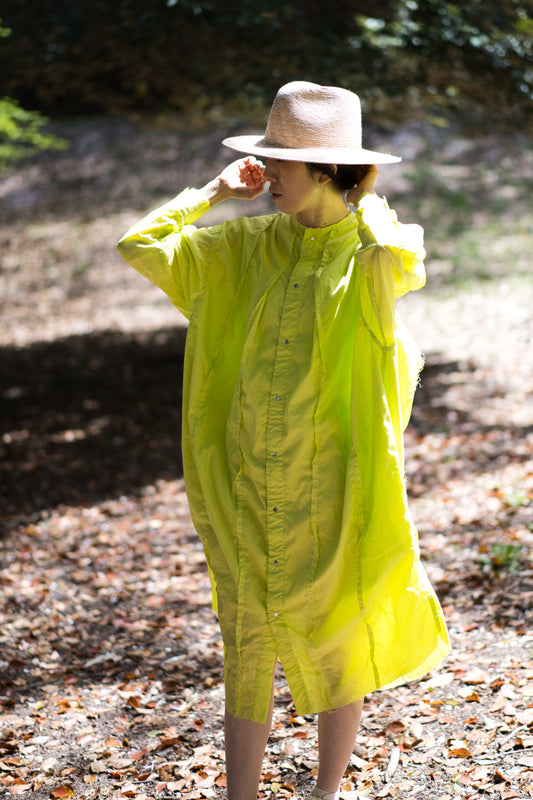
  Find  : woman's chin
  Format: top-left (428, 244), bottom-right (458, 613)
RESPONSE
top-left (270, 195), bottom-right (293, 214)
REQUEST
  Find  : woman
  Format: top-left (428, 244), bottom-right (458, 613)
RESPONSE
top-left (117, 81), bottom-right (450, 800)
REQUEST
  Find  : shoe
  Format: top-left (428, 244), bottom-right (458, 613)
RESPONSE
top-left (306, 789), bottom-right (339, 800)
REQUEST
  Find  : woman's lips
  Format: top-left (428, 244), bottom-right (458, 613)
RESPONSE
top-left (270, 191), bottom-right (282, 199)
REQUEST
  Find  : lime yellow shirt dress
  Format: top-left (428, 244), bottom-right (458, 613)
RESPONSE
top-left (117, 188), bottom-right (450, 723)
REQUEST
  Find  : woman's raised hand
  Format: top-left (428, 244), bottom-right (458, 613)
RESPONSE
top-left (204, 157), bottom-right (265, 207)
top-left (346, 164), bottom-right (378, 206)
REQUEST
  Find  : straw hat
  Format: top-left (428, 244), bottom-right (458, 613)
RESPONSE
top-left (222, 81), bottom-right (401, 165)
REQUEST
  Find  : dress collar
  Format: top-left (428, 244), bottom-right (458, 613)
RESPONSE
top-left (290, 209), bottom-right (355, 239)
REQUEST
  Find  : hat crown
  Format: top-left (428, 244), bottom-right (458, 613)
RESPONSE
top-left (263, 81), bottom-right (362, 151)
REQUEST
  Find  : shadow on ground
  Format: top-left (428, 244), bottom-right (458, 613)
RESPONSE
top-left (2, 330), bottom-right (532, 529)
top-left (1, 327), bottom-right (187, 528)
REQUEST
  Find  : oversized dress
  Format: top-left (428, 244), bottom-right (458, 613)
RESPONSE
top-left (117, 188), bottom-right (450, 723)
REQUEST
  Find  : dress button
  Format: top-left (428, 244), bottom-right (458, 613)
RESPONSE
top-left (273, 507), bottom-right (278, 512)
top-left (283, 339), bottom-right (289, 345)
top-left (272, 452), bottom-right (277, 457)
top-left (294, 283), bottom-right (299, 288)
top-left (275, 395), bottom-right (281, 401)
top-left (310, 236), bottom-right (315, 241)
top-left (273, 611), bottom-right (279, 618)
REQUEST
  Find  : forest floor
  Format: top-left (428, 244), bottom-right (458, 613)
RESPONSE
top-left (0, 113), bottom-right (532, 800)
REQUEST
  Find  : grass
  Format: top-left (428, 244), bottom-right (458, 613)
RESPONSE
top-left (504, 487), bottom-right (531, 509)
top-left (480, 542), bottom-right (527, 574)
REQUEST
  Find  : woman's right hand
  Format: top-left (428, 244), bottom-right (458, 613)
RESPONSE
top-left (203, 157), bottom-right (265, 207)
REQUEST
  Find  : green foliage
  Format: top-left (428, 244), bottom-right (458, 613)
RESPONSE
top-left (0, 0), bottom-right (532, 126)
top-left (504, 487), bottom-right (530, 508)
top-left (0, 97), bottom-right (67, 170)
top-left (371, 0), bottom-right (533, 124)
top-left (480, 543), bottom-right (527, 574)
top-left (0, 19), bottom-right (67, 169)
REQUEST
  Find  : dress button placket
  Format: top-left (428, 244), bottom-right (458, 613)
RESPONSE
top-left (265, 240), bottom-right (316, 630)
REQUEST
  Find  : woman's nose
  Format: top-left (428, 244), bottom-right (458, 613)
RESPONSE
top-left (263, 159), bottom-right (276, 181)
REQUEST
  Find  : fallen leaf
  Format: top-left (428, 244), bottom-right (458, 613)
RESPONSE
top-left (421, 673), bottom-right (455, 689)
top-left (159, 736), bottom-right (181, 747)
top-left (462, 668), bottom-right (488, 685)
top-left (129, 748), bottom-right (152, 761)
top-left (51, 787), bottom-right (75, 798)
top-left (448, 748), bottom-right (472, 758)
top-left (40, 757), bottom-right (57, 773)
top-left (517, 708), bottom-right (533, 726)
top-left (439, 714), bottom-right (457, 725)
top-left (384, 720), bottom-right (406, 736)
top-left (7, 781), bottom-right (31, 796)
top-left (106, 737), bottom-right (123, 748)
top-left (385, 747), bottom-right (401, 782)
top-left (117, 782), bottom-right (138, 797)
top-left (108, 754), bottom-right (133, 769)
top-left (494, 769), bottom-right (512, 783)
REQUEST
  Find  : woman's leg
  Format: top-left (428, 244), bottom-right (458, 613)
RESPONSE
top-left (224, 678), bottom-right (275, 800)
top-left (315, 699), bottom-right (364, 793)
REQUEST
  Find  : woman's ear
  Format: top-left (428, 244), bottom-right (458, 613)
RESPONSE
top-left (317, 164), bottom-right (337, 185)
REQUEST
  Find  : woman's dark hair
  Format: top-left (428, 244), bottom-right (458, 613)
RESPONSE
top-left (306, 163), bottom-right (371, 192)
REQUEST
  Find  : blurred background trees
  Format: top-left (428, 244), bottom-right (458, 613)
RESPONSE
top-left (0, 19), bottom-right (66, 170)
top-left (1, 0), bottom-right (532, 131)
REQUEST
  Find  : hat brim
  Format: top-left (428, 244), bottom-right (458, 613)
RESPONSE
top-left (222, 134), bottom-right (401, 165)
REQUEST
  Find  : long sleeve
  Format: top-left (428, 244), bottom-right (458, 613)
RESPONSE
top-left (351, 193), bottom-right (426, 352)
top-left (355, 192), bottom-right (426, 299)
top-left (116, 188), bottom-right (212, 319)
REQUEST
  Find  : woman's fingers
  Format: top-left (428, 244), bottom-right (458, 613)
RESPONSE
top-left (239, 157), bottom-right (265, 188)
top-left (346, 164), bottom-right (378, 205)
top-left (355, 164), bottom-right (378, 186)
top-left (216, 157), bottom-right (265, 200)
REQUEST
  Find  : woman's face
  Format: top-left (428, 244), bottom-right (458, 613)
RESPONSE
top-left (263, 158), bottom-right (326, 220)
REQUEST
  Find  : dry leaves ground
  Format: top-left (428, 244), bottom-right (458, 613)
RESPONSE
top-left (1, 115), bottom-right (532, 800)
